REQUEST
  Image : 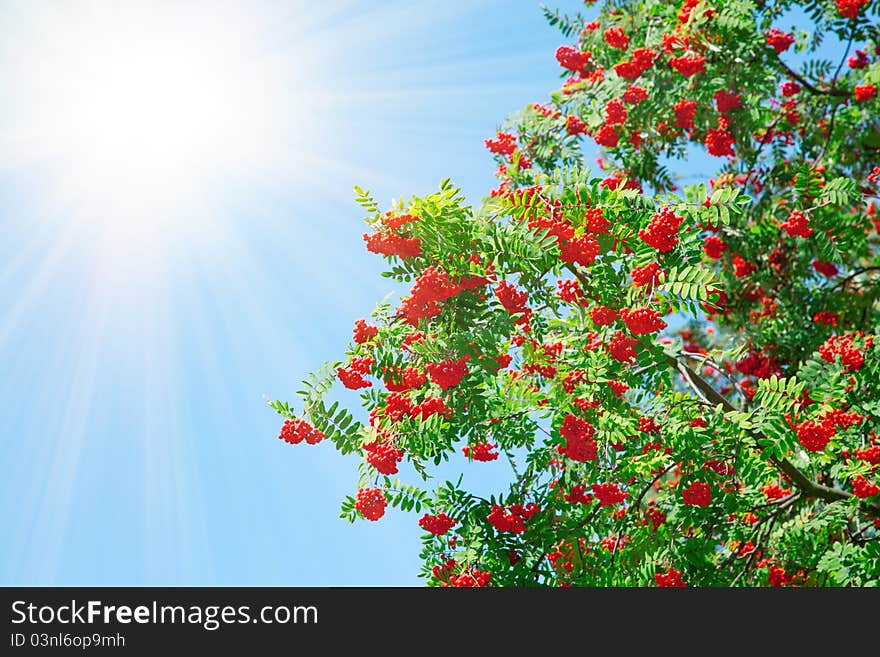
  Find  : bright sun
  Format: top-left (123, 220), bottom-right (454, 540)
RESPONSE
top-left (3, 3), bottom-right (314, 245)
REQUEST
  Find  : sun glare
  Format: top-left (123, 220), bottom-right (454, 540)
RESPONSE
top-left (4, 3), bottom-right (312, 249)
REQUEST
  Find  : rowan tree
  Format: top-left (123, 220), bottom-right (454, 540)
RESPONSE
top-left (269, 0), bottom-right (880, 586)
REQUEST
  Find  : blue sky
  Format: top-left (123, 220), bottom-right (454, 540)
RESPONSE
top-left (0, 0), bottom-right (595, 586)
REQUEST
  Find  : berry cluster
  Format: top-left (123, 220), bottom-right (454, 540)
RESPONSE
top-left (852, 475), bottom-right (879, 499)
top-left (448, 568), bottom-right (491, 587)
top-left (355, 488), bottom-right (387, 521)
top-left (462, 441), bottom-right (499, 461)
top-left (654, 567), bottom-right (686, 587)
top-left (426, 356), bottom-right (470, 390)
top-left (836, 0), bottom-right (868, 19)
top-left (363, 231), bottom-right (421, 259)
top-left (765, 29), bottom-right (795, 53)
top-left (383, 365), bottom-right (427, 392)
top-left (352, 318), bottom-right (378, 344)
top-left (560, 235), bottom-right (600, 266)
top-left (608, 331), bottom-right (638, 363)
top-left (399, 267), bottom-right (464, 325)
top-left (781, 210), bottom-right (813, 238)
top-left (554, 45), bottom-right (592, 72)
top-left (337, 356), bottom-right (374, 390)
top-left (818, 333), bottom-right (869, 371)
top-left (487, 502), bottom-right (540, 534)
top-left (558, 413), bottom-right (598, 462)
top-left (639, 207), bottom-right (683, 252)
top-left (631, 261), bottom-right (662, 287)
top-left (591, 482), bottom-right (629, 506)
top-left (621, 306), bottom-right (667, 335)
top-left (484, 131), bottom-right (517, 156)
top-left (669, 54), bottom-right (705, 77)
top-left (673, 99), bottom-right (697, 129)
top-left (605, 98), bottom-right (627, 125)
top-left (418, 512), bottom-right (456, 535)
top-left (703, 235), bottom-right (727, 259)
top-left (613, 47), bottom-right (657, 80)
top-left (279, 418), bottom-right (325, 445)
top-left (557, 279), bottom-right (588, 306)
top-left (591, 305), bottom-right (618, 326)
top-left (682, 481), bottom-right (712, 506)
top-left (363, 439), bottom-right (404, 475)
top-left (604, 27), bottom-right (630, 50)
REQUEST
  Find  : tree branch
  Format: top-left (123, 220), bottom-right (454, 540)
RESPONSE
top-left (666, 354), bottom-right (880, 518)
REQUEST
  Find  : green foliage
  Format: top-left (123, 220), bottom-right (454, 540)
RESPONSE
top-left (271, 0), bottom-right (880, 587)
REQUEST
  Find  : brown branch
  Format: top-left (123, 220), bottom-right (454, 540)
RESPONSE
top-left (666, 354), bottom-right (880, 518)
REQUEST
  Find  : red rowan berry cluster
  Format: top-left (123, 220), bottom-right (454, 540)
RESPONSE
top-left (487, 502), bottom-right (540, 534)
top-left (732, 255), bottom-right (756, 277)
top-left (591, 305), bottom-right (618, 326)
top-left (495, 280), bottom-right (530, 318)
top-left (363, 231), bottom-right (422, 259)
top-left (399, 267), bottom-right (463, 325)
top-left (669, 54), bottom-right (705, 77)
top-left (613, 47), bottom-right (657, 79)
top-left (848, 49), bottom-right (869, 69)
top-left (851, 476), bottom-right (879, 499)
top-left (674, 99), bottom-right (697, 129)
top-left (381, 212), bottom-right (419, 231)
top-left (426, 356), bottom-right (469, 390)
top-left (818, 333), bottom-right (869, 371)
top-left (560, 234), bottom-right (600, 266)
top-left (781, 80), bottom-right (801, 97)
top-left (762, 483), bottom-right (792, 500)
top-left (337, 356), bottom-right (375, 390)
top-left (836, 0), bottom-right (868, 19)
top-left (279, 418), bottom-right (325, 445)
top-left (856, 445), bottom-right (880, 465)
top-left (559, 413), bottom-right (598, 462)
top-left (795, 419), bottom-right (835, 453)
top-left (566, 115), bottom-right (589, 136)
top-left (631, 261), bottom-right (662, 287)
top-left (591, 482), bottom-right (629, 506)
top-left (594, 124), bottom-right (619, 147)
top-left (484, 131), bottom-right (517, 156)
top-left (448, 568), bottom-right (491, 587)
top-left (645, 506), bottom-right (666, 530)
top-left (703, 235), bottom-right (727, 258)
top-left (639, 207), bottom-right (683, 252)
top-left (609, 331), bottom-right (638, 363)
top-left (383, 365), bottom-right (427, 392)
top-left (654, 567), bottom-right (686, 587)
top-left (355, 487), bottom-right (387, 521)
top-left (682, 481), bottom-right (712, 506)
top-left (605, 98), bottom-right (627, 125)
top-left (622, 84), bottom-right (648, 104)
top-left (555, 45), bottom-right (592, 72)
top-left (584, 207), bottom-right (610, 233)
top-left (812, 260), bottom-right (838, 277)
top-left (714, 89), bottom-right (741, 113)
top-left (705, 125), bottom-right (735, 156)
top-left (363, 439), bottom-right (404, 475)
top-left (418, 512), bottom-right (456, 535)
top-left (765, 29), bottom-right (795, 53)
top-left (855, 84), bottom-right (877, 103)
top-left (604, 27), bottom-right (630, 49)
top-left (352, 318), bottom-right (378, 344)
top-left (607, 380), bottom-right (629, 397)
top-left (462, 441), bottom-right (499, 461)
top-left (557, 279), bottom-right (588, 306)
top-left (621, 307), bottom-right (667, 335)
top-left (781, 209), bottom-right (813, 238)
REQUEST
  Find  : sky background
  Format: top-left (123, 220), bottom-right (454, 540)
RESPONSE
top-left (0, 0), bottom-right (601, 586)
